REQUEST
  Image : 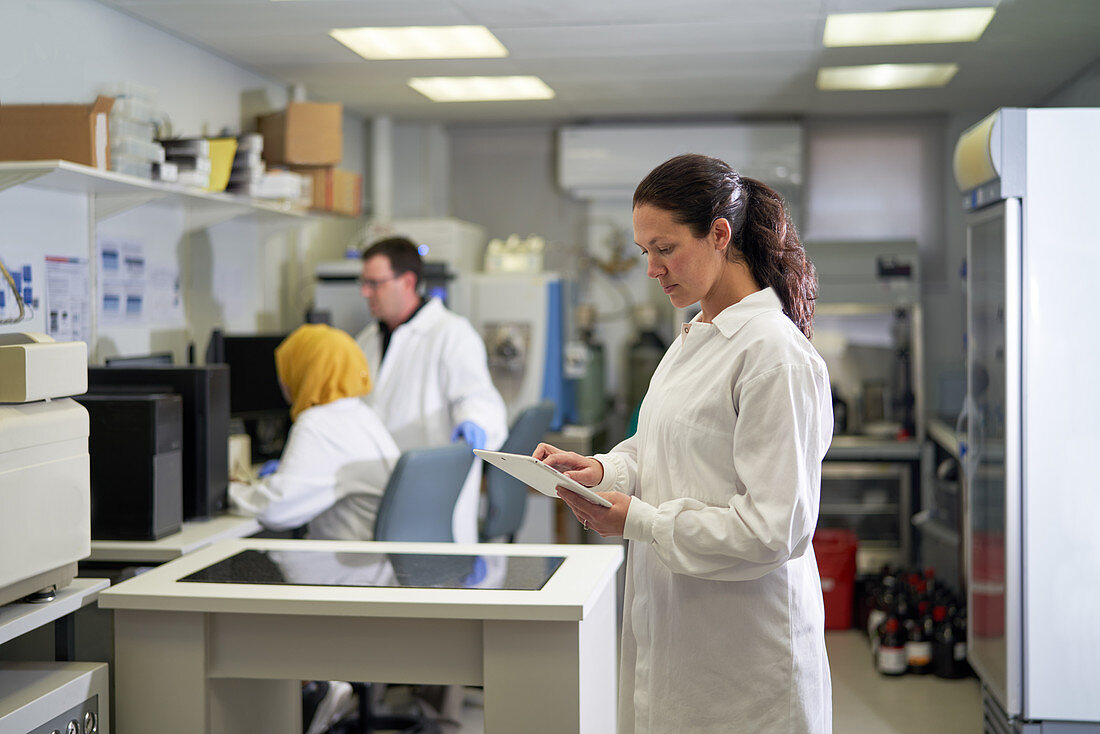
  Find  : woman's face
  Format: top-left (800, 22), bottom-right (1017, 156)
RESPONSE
top-left (633, 204), bottom-right (730, 310)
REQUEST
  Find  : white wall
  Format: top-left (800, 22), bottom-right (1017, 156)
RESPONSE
top-left (0, 0), bottom-right (368, 358)
top-left (2, 0), bottom-right (285, 136)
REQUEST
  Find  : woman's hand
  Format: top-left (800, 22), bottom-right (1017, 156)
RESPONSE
top-left (533, 442), bottom-right (604, 487)
top-left (558, 487), bottom-right (631, 538)
top-left (533, 442), bottom-right (628, 536)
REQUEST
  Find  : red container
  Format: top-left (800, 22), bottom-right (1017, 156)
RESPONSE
top-left (813, 529), bottom-right (859, 630)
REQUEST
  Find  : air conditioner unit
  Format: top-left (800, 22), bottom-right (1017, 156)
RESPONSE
top-left (557, 123), bottom-right (803, 201)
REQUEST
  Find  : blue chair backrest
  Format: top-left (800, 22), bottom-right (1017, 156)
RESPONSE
top-left (480, 400), bottom-right (556, 541)
top-left (373, 444), bottom-right (475, 542)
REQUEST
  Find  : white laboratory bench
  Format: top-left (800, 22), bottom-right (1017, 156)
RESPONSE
top-left (87, 514), bottom-right (261, 564)
top-left (99, 538), bottom-right (623, 734)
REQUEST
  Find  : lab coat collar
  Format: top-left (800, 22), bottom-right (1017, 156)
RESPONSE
top-left (701, 287), bottom-right (783, 340)
top-left (400, 296), bottom-right (447, 333)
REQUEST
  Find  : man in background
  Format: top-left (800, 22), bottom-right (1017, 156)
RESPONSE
top-left (355, 236), bottom-right (507, 544)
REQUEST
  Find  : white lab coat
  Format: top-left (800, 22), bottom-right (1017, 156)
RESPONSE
top-left (356, 297), bottom-right (507, 543)
top-left (592, 288), bottom-right (833, 734)
top-left (228, 397), bottom-right (400, 540)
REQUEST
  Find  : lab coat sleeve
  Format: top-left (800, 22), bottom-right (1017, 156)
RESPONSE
top-left (592, 432), bottom-right (641, 495)
top-left (439, 319), bottom-right (508, 451)
top-left (227, 419), bottom-right (342, 531)
top-left (621, 363), bottom-right (830, 581)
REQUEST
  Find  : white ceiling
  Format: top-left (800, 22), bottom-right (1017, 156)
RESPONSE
top-left (95, 0), bottom-right (1100, 123)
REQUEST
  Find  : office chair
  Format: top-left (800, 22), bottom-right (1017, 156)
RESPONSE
top-left (372, 443), bottom-right (474, 542)
top-left (344, 443), bottom-right (474, 734)
top-left (480, 400), bottom-right (556, 543)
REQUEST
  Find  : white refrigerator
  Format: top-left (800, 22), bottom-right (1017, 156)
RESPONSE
top-left (954, 107), bottom-right (1100, 732)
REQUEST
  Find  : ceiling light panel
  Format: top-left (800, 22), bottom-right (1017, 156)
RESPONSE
top-left (816, 63), bottom-right (959, 91)
top-left (408, 76), bottom-right (556, 102)
top-left (823, 7), bottom-right (996, 47)
top-left (330, 26), bottom-right (508, 60)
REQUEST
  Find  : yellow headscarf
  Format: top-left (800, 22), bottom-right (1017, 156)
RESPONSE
top-left (274, 324), bottom-right (373, 421)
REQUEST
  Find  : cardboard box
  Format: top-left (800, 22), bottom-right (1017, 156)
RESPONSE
top-left (290, 166), bottom-right (362, 216)
top-left (257, 102), bottom-right (342, 166)
top-left (330, 169), bottom-right (362, 217)
top-left (0, 96), bottom-right (114, 169)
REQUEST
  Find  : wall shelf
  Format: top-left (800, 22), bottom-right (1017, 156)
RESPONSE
top-left (0, 160), bottom-right (310, 228)
top-left (0, 578), bottom-right (109, 648)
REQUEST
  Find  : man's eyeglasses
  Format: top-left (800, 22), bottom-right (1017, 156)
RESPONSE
top-left (358, 275), bottom-right (399, 290)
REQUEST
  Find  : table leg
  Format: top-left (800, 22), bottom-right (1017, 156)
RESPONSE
top-left (114, 609), bottom-right (209, 734)
top-left (114, 609), bottom-right (299, 734)
top-left (482, 581), bottom-right (617, 734)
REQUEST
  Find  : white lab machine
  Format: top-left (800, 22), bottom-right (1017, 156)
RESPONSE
top-left (313, 258), bottom-right (371, 336)
top-left (450, 272), bottom-right (566, 429)
top-left (954, 107), bottom-right (1100, 731)
top-left (313, 217), bottom-right (487, 337)
top-left (0, 662), bottom-right (108, 734)
top-left (0, 333), bottom-right (90, 608)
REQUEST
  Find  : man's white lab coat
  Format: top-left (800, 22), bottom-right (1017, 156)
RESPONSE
top-left (357, 297), bottom-right (507, 543)
top-left (592, 288), bottom-right (834, 734)
top-left (228, 397), bottom-right (400, 540)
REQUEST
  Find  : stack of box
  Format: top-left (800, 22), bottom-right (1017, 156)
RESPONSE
top-left (226, 133), bottom-right (265, 193)
top-left (256, 101), bottom-right (362, 216)
top-left (158, 138), bottom-right (211, 189)
top-left (106, 84), bottom-right (166, 181)
top-left (226, 131), bottom-right (309, 205)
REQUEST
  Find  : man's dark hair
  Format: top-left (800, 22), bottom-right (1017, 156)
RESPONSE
top-left (361, 236), bottom-right (423, 286)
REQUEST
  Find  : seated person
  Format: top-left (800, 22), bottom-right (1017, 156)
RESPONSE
top-left (229, 323), bottom-right (400, 540)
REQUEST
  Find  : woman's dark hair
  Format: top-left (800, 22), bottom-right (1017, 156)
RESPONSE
top-left (361, 236), bottom-right (424, 287)
top-left (633, 153), bottom-right (816, 338)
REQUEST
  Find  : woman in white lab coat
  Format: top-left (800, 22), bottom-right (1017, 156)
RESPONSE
top-left (538, 154), bottom-right (833, 733)
top-left (229, 323), bottom-right (400, 540)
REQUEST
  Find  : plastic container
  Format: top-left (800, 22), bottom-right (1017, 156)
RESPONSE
top-left (813, 528), bottom-right (859, 629)
top-left (206, 137), bottom-right (238, 192)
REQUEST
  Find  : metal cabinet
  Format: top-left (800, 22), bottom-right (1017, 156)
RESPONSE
top-left (818, 461), bottom-right (912, 575)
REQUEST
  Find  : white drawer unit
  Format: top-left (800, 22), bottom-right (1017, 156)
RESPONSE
top-left (0, 662), bottom-right (108, 734)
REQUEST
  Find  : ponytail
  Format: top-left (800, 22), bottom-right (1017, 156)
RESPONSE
top-left (633, 154), bottom-right (817, 338)
top-left (736, 178), bottom-right (816, 339)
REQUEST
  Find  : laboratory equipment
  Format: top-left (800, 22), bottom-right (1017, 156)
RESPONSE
top-left (313, 256), bottom-right (459, 336)
top-left (806, 238), bottom-right (923, 437)
top-left (88, 365), bottom-right (230, 519)
top-left (385, 217), bottom-right (485, 274)
top-left (449, 272), bottom-right (566, 429)
top-left (804, 240), bottom-right (923, 574)
top-left (103, 351), bottom-right (173, 366)
top-left (0, 662), bottom-right (108, 734)
top-left (312, 258), bottom-right (370, 336)
top-left (0, 333), bottom-right (89, 608)
top-left (567, 304), bottom-right (606, 426)
top-left (76, 392), bottom-right (184, 540)
top-left (954, 107), bottom-right (1100, 731)
top-left (626, 303), bottom-right (666, 416)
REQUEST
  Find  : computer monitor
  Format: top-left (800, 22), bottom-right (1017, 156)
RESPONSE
top-left (88, 365), bottom-right (230, 520)
top-left (104, 352), bottom-right (174, 367)
top-left (210, 333), bottom-right (290, 419)
top-left (207, 331), bottom-right (291, 463)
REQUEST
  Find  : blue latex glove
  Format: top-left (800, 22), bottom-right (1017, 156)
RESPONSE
top-left (257, 459), bottom-right (280, 478)
top-left (450, 421), bottom-right (487, 451)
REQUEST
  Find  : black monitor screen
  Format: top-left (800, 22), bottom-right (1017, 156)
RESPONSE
top-left (220, 334), bottom-right (289, 418)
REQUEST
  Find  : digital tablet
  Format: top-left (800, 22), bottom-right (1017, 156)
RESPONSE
top-left (473, 449), bottom-right (613, 507)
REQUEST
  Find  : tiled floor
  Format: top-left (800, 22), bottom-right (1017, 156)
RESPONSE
top-left (446, 630), bottom-right (982, 733)
top-left (826, 630), bottom-right (982, 733)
